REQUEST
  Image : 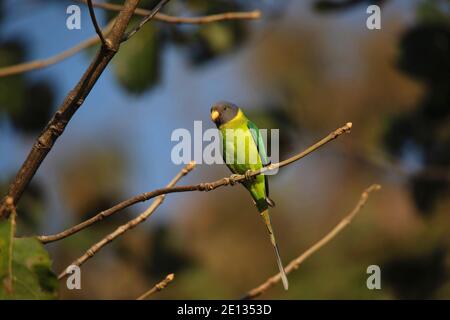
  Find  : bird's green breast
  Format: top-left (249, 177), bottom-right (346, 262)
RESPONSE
top-left (219, 109), bottom-right (262, 171)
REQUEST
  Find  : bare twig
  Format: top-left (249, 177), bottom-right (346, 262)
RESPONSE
top-left (38, 123), bottom-right (352, 244)
top-left (57, 162), bottom-right (196, 280)
top-left (136, 273), bottom-right (175, 300)
top-left (87, 0), bottom-right (107, 45)
top-left (241, 184), bottom-right (381, 300)
top-left (0, 0), bottom-right (164, 218)
top-left (0, 19), bottom-right (115, 78)
top-left (122, 0), bottom-right (170, 42)
top-left (77, 0), bottom-right (262, 24)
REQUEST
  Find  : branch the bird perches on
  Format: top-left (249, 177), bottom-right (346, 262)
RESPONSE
top-left (39, 122), bottom-right (353, 245)
top-left (51, 123), bottom-right (355, 283)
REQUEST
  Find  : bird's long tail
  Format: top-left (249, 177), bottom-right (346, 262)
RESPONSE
top-left (260, 209), bottom-right (289, 290)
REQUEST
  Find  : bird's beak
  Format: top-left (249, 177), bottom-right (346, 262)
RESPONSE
top-left (211, 110), bottom-right (219, 122)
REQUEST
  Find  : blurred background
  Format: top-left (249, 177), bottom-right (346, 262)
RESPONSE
top-left (0, 0), bottom-right (449, 299)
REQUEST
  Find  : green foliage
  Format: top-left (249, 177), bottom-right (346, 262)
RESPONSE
top-left (417, 0), bottom-right (450, 25)
top-left (314, 0), bottom-right (388, 13)
top-left (103, 0), bottom-right (251, 92)
top-left (384, 5), bottom-right (450, 214)
top-left (0, 40), bottom-right (54, 134)
top-left (0, 41), bottom-right (26, 116)
top-left (10, 80), bottom-right (54, 134)
top-left (383, 245), bottom-right (447, 299)
top-left (113, 23), bottom-right (160, 94)
top-left (0, 0), bottom-right (3, 24)
top-left (178, 1), bottom-right (249, 65)
top-left (0, 182), bottom-right (45, 236)
top-left (0, 215), bottom-right (58, 300)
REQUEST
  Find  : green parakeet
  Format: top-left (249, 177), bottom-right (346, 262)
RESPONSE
top-left (210, 101), bottom-right (289, 290)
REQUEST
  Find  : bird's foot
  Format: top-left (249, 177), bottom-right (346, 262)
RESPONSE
top-left (229, 174), bottom-right (241, 185)
top-left (244, 170), bottom-right (255, 181)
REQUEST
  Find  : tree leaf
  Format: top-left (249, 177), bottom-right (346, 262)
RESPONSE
top-left (113, 22), bottom-right (160, 94)
top-left (0, 215), bottom-right (58, 300)
top-left (0, 41), bottom-right (55, 135)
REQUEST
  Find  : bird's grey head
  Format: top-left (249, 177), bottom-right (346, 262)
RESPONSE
top-left (210, 101), bottom-right (239, 127)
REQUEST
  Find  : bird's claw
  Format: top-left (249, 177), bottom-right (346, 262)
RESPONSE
top-left (229, 174), bottom-right (241, 185)
top-left (244, 170), bottom-right (255, 181)
top-left (228, 171), bottom-right (254, 185)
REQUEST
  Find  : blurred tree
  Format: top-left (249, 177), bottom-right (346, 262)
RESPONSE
top-left (383, 245), bottom-right (447, 299)
top-left (0, 0), bottom-right (3, 23)
top-left (0, 40), bottom-right (27, 122)
top-left (171, 0), bottom-right (249, 65)
top-left (0, 39), bottom-right (55, 134)
top-left (56, 146), bottom-right (127, 222)
top-left (113, 22), bottom-right (161, 94)
top-left (0, 180), bottom-right (45, 235)
top-left (104, 0), bottom-right (163, 94)
top-left (314, 0), bottom-right (389, 13)
top-left (104, 0), bottom-right (254, 95)
top-left (143, 225), bottom-right (193, 280)
top-left (384, 2), bottom-right (450, 215)
top-left (247, 105), bottom-right (299, 160)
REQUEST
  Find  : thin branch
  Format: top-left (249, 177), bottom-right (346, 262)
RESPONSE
top-left (0, 19), bottom-right (115, 78)
top-left (77, 0), bottom-right (262, 24)
top-left (38, 122), bottom-right (352, 244)
top-left (122, 0), bottom-right (170, 42)
top-left (57, 162), bottom-right (196, 280)
top-left (87, 0), bottom-right (107, 45)
top-left (136, 273), bottom-right (175, 300)
top-left (241, 184), bottom-right (381, 300)
top-left (0, 0), bottom-right (162, 218)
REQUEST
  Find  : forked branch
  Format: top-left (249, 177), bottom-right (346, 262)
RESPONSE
top-left (86, 0), bottom-right (107, 45)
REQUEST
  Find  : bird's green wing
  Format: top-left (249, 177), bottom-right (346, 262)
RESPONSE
top-left (247, 120), bottom-right (270, 166)
top-left (247, 120), bottom-right (272, 201)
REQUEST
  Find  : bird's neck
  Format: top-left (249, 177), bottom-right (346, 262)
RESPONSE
top-left (219, 109), bottom-right (247, 129)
